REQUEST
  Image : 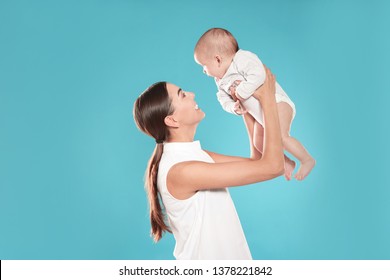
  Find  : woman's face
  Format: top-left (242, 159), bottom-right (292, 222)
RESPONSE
top-left (166, 83), bottom-right (205, 126)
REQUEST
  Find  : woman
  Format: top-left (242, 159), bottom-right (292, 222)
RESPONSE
top-left (133, 67), bottom-right (284, 259)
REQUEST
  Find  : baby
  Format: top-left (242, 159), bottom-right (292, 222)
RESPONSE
top-left (194, 28), bottom-right (315, 180)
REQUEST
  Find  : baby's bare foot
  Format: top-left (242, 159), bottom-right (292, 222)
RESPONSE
top-left (284, 157), bottom-right (296, 181)
top-left (295, 157), bottom-right (316, 180)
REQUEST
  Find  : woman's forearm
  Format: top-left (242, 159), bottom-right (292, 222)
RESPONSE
top-left (254, 70), bottom-right (284, 172)
top-left (261, 95), bottom-right (283, 165)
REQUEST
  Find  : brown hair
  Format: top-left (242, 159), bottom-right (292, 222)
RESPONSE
top-left (194, 27), bottom-right (239, 58)
top-left (133, 82), bottom-right (173, 242)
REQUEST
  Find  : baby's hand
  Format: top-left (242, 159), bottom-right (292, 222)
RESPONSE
top-left (229, 80), bottom-right (242, 101)
top-left (233, 100), bottom-right (247, 115)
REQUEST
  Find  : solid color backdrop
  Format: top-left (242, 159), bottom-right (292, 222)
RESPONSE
top-left (1, 0), bottom-right (389, 259)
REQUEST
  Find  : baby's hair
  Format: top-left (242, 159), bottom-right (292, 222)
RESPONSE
top-left (195, 28), bottom-right (239, 58)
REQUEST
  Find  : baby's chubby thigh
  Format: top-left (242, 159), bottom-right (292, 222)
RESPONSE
top-left (274, 83), bottom-right (296, 120)
top-left (275, 93), bottom-right (296, 121)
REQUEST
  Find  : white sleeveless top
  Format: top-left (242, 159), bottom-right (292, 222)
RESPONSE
top-left (157, 141), bottom-right (252, 260)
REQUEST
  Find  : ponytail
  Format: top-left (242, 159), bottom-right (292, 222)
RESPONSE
top-left (133, 81), bottom-right (174, 242)
top-left (145, 143), bottom-right (171, 242)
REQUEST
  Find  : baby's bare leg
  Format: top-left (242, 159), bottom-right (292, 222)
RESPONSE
top-left (242, 113), bottom-right (262, 160)
top-left (277, 102), bottom-right (315, 180)
top-left (253, 121), bottom-right (264, 157)
top-left (254, 121), bottom-right (295, 181)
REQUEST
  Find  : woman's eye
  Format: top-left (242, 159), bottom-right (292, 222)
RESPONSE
top-left (182, 92), bottom-right (186, 97)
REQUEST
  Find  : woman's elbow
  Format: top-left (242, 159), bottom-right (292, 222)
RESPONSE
top-left (275, 163), bottom-right (285, 177)
top-left (268, 158), bottom-right (284, 178)
top-left (272, 165), bottom-right (284, 178)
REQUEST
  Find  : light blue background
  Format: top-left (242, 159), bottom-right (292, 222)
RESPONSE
top-left (1, 0), bottom-right (389, 259)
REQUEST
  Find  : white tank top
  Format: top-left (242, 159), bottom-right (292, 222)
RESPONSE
top-left (157, 141), bottom-right (252, 260)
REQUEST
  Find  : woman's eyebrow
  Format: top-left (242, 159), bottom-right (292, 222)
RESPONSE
top-left (177, 88), bottom-right (182, 96)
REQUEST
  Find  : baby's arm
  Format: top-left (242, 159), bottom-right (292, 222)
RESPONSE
top-left (234, 51), bottom-right (266, 100)
top-left (217, 90), bottom-right (241, 115)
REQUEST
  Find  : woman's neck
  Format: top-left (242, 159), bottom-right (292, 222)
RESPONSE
top-left (167, 128), bottom-right (196, 143)
top-left (166, 135), bottom-right (195, 143)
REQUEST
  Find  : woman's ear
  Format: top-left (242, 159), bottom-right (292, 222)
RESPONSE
top-left (164, 115), bottom-right (179, 128)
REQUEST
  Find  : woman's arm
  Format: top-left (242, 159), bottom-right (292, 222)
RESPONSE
top-left (167, 67), bottom-right (284, 200)
top-left (205, 150), bottom-right (252, 163)
top-left (168, 157), bottom-right (283, 198)
top-left (203, 110), bottom-right (260, 163)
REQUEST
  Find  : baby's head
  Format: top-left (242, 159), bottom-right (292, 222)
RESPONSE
top-left (194, 28), bottom-right (239, 79)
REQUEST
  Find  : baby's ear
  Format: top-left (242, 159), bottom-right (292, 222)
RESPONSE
top-left (215, 55), bottom-right (222, 65)
top-left (164, 115), bottom-right (179, 128)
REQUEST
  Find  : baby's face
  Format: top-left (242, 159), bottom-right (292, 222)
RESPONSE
top-left (194, 52), bottom-right (227, 79)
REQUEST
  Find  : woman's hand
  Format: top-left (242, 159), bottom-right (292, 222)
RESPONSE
top-left (252, 66), bottom-right (276, 100)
